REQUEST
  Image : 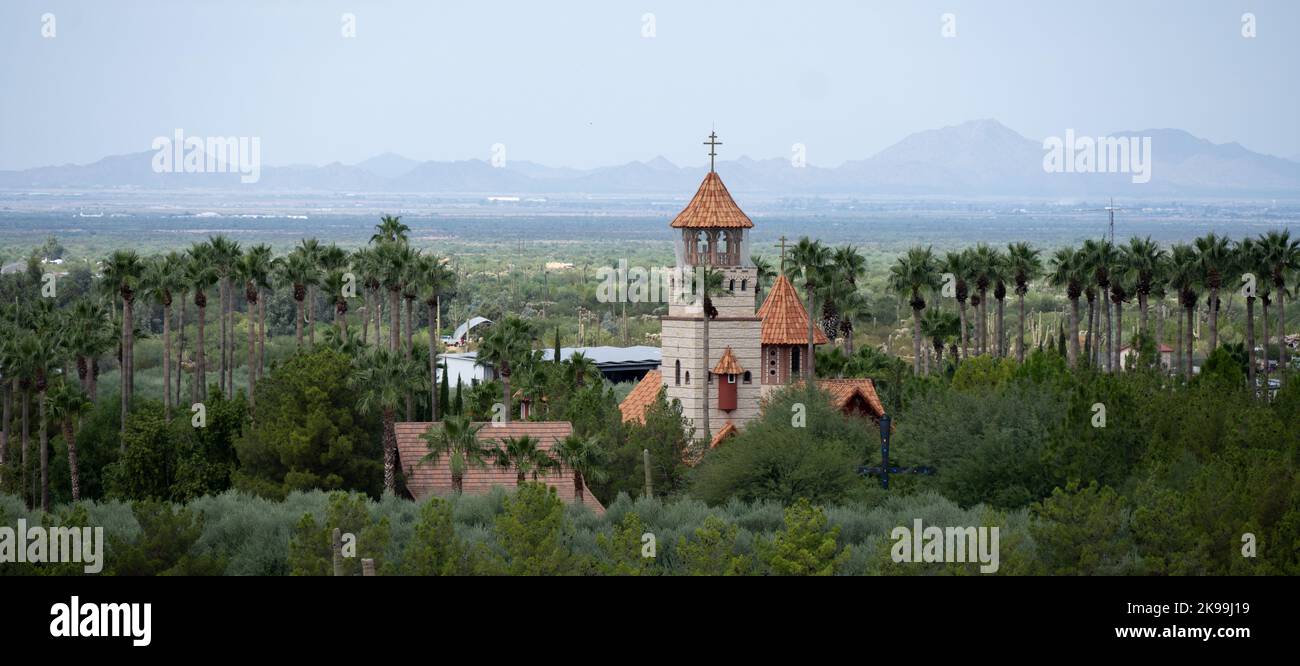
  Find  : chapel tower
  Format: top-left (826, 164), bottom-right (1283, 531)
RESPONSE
top-left (659, 132), bottom-right (762, 441)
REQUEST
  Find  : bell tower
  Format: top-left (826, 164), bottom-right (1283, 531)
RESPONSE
top-left (659, 132), bottom-right (762, 442)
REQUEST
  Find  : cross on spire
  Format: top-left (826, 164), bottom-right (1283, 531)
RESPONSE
top-left (704, 131), bottom-right (722, 173)
top-left (776, 235), bottom-right (789, 273)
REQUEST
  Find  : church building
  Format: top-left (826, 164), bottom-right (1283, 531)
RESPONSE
top-left (620, 133), bottom-right (884, 446)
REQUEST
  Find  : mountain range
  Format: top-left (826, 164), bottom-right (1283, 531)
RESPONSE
top-left (3, 120), bottom-right (1297, 198)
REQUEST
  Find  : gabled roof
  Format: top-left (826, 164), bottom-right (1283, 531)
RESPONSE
top-left (394, 421), bottom-right (604, 513)
top-left (758, 274), bottom-right (829, 345)
top-left (709, 422), bottom-right (739, 449)
top-left (816, 378), bottom-right (886, 418)
top-left (619, 370), bottom-right (662, 423)
top-left (711, 347), bottom-right (744, 374)
top-left (669, 172), bottom-right (754, 229)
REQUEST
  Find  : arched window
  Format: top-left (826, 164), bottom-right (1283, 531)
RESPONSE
top-left (685, 371), bottom-right (691, 385)
top-left (792, 347), bottom-right (802, 376)
top-left (675, 360), bottom-right (681, 385)
top-left (729, 278), bottom-right (735, 291)
top-left (741, 279), bottom-right (747, 292)
top-left (743, 371), bottom-right (752, 384)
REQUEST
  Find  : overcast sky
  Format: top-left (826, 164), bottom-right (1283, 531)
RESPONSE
top-left (1, 0), bottom-right (1297, 170)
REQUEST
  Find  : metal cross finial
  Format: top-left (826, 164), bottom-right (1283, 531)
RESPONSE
top-left (704, 131), bottom-right (722, 173)
top-left (776, 235), bottom-right (789, 273)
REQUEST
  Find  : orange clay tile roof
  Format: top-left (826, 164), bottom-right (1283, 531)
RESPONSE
top-left (711, 347), bottom-right (744, 374)
top-left (757, 274), bottom-right (829, 345)
top-left (709, 422), bottom-right (739, 448)
top-left (394, 421), bottom-right (604, 513)
top-left (816, 378), bottom-right (886, 418)
top-left (669, 172), bottom-right (754, 229)
top-left (619, 370), bottom-right (662, 424)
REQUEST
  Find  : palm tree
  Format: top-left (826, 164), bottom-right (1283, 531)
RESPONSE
top-left (920, 308), bottom-right (959, 373)
top-left (478, 316), bottom-right (536, 424)
top-left (352, 247), bottom-right (380, 346)
top-left (1048, 247), bottom-right (1085, 368)
top-left (942, 251), bottom-right (973, 359)
top-left (836, 291), bottom-right (869, 356)
top-left (419, 255), bottom-right (456, 421)
top-left (491, 435), bottom-right (555, 484)
top-left (46, 380), bottom-right (89, 502)
top-left (1260, 229), bottom-right (1300, 378)
top-left (1168, 244), bottom-right (1200, 380)
top-left (1006, 242), bottom-right (1042, 363)
top-left (65, 298), bottom-right (113, 401)
top-left (750, 254), bottom-right (775, 302)
top-left (788, 238), bottom-right (831, 379)
top-left (279, 250), bottom-right (319, 350)
top-left (183, 243), bottom-right (218, 401)
top-left (208, 235), bottom-right (241, 395)
top-left (235, 248), bottom-right (271, 407)
top-left (100, 249), bottom-right (143, 430)
top-left (1236, 238), bottom-right (1261, 389)
top-left (821, 246), bottom-right (866, 344)
top-left (555, 434), bottom-right (607, 505)
top-left (1084, 239), bottom-right (1119, 369)
top-left (140, 254), bottom-right (182, 417)
top-left (888, 246), bottom-right (940, 375)
top-left (247, 245), bottom-right (276, 382)
top-left (968, 244), bottom-right (998, 355)
top-left (987, 247), bottom-right (1008, 357)
top-left (565, 351), bottom-right (600, 388)
top-left (1124, 237), bottom-right (1166, 340)
top-left (420, 413), bottom-right (490, 493)
top-left (1109, 270), bottom-right (1132, 371)
top-left (351, 348), bottom-right (425, 495)
top-left (372, 214), bottom-right (410, 245)
top-left (1194, 232), bottom-right (1232, 354)
top-left (296, 238), bottom-right (324, 348)
top-left (375, 241), bottom-right (410, 352)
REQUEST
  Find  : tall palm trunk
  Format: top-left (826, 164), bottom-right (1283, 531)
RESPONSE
top-left (1176, 310), bottom-right (1184, 378)
top-left (1103, 296), bottom-right (1113, 372)
top-left (1113, 298), bottom-right (1124, 371)
top-left (307, 285), bottom-right (316, 348)
top-left (1016, 290), bottom-right (1027, 362)
top-left (958, 299), bottom-right (969, 359)
top-left (1084, 293), bottom-right (1096, 366)
top-left (1067, 296), bottom-right (1080, 368)
top-left (1138, 292), bottom-right (1150, 338)
top-left (247, 295), bottom-right (257, 409)
top-left (120, 296), bottom-right (132, 431)
top-left (1246, 295), bottom-right (1257, 392)
top-left (219, 279), bottom-right (228, 395)
top-left (257, 293), bottom-right (266, 381)
top-left (21, 387), bottom-right (30, 506)
top-left (995, 296), bottom-right (1006, 357)
top-left (1278, 289), bottom-right (1288, 378)
top-left (501, 368), bottom-right (512, 425)
top-left (195, 295), bottom-right (207, 402)
top-left (427, 302), bottom-right (439, 421)
top-left (62, 415), bottom-right (80, 502)
top-left (1184, 301), bottom-right (1195, 380)
top-left (38, 385), bottom-right (48, 512)
top-left (1208, 287), bottom-right (1220, 353)
top-left (294, 297), bottom-right (305, 348)
top-left (0, 381), bottom-right (9, 491)
top-left (176, 295), bottom-right (186, 407)
top-left (405, 296), bottom-right (415, 421)
top-left (1261, 299), bottom-right (1271, 383)
top-left (389, 289), bottom-right (401, 352)
top-left (162, 299), bottom-right (172, 419)
top-left (573, 470), bottom-right (586, 503)
top-left (361, 290), bottom-right (371, 345)
top-left (911, 300), bottom-right (924, 375)
top-left (382, 407), bottom-right (397, 495)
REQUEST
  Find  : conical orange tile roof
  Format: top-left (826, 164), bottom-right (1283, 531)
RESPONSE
top-left (669, 172), bottom-right (754, 229)
top-left (711, 346), bottom-right (744, 374)
top-left (758, 274), bottom-right (829, 345)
